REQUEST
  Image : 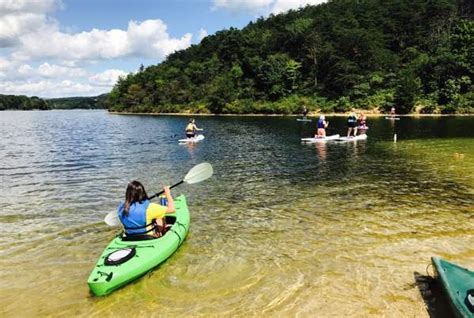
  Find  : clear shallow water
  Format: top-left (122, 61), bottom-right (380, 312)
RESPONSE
top-left (0, 111), bottom-right (473, 317)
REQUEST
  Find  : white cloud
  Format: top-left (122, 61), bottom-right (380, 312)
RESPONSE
top-left (18, 64), bottom-right (33, 75)
top-left (0, 79), bottom-right (103, 98)
top-left (12, 19), bottom-right (192, 62)
top-left (212, 0), bottom-right (273, 12)
top-left (0, 2), bottom-right (194, 97)
top-left (198, 28), bottom-right (208, 41)
top-left (0, 56), bottom-right (10, 71)
top-left (211, 0), bottom-right (327, 14)
top-left (0, 0), bottom-right (59, 15)
top-left (89, 69), bottom-right (128, 87)
top-left (0, 61), bottom-right (88, 80)
top-left (0, 62), bottom-right (127, 96)
top-left (127, 19), bottom-right (193, 58)
top-left (271, 0), bottom-right (327, 14)
top-left (37, 62), bottom-right (87, 78)
top-left (0, 0), bottom-right (60, 48)
top-left (1, 0), bottom-right (193, 62)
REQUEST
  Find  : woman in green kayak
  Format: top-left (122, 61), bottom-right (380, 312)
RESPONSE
top-left (118, 181), bottom-right (175, 237)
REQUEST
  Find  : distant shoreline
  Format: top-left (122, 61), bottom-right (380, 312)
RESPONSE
top-left (1, 108), bottom-right (105, 111)
top-left (108, 111), bottom-right (474, 117)
top-left (3, 109), bottom-right (473, 116)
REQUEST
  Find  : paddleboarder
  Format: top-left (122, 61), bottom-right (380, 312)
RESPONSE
top-left (357, 113), bottom-right (368, 130)
top-left (316, 115), bottom-right (329, 137)
top-left (185, 118), bottom-right (203, 138)
top-left (390, 106), bottom-right (396, 117)
top-left (346, 112), bottom-right (358, 137)
top-left (302, 106), bottom-right (308, 119)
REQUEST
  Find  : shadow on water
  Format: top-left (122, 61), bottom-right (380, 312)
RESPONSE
top-left (413, 271), bottom-right (455, 318)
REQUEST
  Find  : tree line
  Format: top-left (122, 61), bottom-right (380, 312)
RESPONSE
top-left (0, 94), bottom-right (108, 110)
top-left (0, 94), bottom-right (48, 111)
top-left (47, 94), bottom-right (108, 110)
top-left (107, 0), bottom-right (473, 114)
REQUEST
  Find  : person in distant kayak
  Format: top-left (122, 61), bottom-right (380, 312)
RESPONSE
top-left (302, 106), bottom-right (308, 119)
top-left (346, 112), bottom-right (358, 137)
top-left (316, 115), bottom-right (329, 137)
top-left (118, 181), bottom-right (175, 238)
top-left (185, 118), bottom-right (203, 138)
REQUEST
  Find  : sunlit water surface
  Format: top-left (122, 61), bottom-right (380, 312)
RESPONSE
top-left (0, 111), bottom-right (473, 317)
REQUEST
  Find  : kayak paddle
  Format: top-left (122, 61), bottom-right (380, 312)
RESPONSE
top-left (104, 162), bottom-right (213, 226)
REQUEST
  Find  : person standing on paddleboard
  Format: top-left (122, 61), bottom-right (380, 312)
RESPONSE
top-left (390, 106), bottom-right (396, 117)
top-left (118, 181), bottom-right (175, 238)
top-left (302, 106), bottom-right (308, 119)
top-left (346, 112), bottom-right (358, 137)
top-left (316, 115), bottom-right (329, 137)
top-left (185, 118), bottom-right (203, 138)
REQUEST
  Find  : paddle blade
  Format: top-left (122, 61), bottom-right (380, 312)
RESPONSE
top-left (104, 211), bottom-right (121, 226)
top-left (183, 162), bottom-right (213, 184)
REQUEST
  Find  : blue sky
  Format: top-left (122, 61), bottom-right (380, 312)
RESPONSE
top-left (0, 0), bottom-right (326, 98)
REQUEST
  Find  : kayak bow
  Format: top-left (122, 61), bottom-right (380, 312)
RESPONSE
top-left (431, 257), bottom-right (474, 318)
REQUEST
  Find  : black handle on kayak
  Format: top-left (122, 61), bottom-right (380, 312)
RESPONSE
top-left (148, 180), bottom-right (184, 200)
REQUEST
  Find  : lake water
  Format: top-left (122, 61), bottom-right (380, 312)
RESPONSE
top-left (1, 110), bottom-right (473, 317)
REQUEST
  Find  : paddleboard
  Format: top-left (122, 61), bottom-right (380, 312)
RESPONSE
top-left (385, 117), bottom-right (400, 120)
top-left (297, 118), bottom-right (312, 122)
top-left (179, 135), bottom-right (204, 143)
top-left (301, 134), bottom-right (340, 143)
top-left (336, 134), bottom-right (368, 141)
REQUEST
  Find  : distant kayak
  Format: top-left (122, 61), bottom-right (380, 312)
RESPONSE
top-left (179, 134), bottom-right (204, 143)
top-left (385, 117), bottom-right (400, 120)
top-left (301, 134), bottom-right (340, 143)
top-left (296, 118), bottom-right (312, 122)
top-left (336, 134), bottom-right (368, 141)
top-left (431, 257), bottom-right (474, 318)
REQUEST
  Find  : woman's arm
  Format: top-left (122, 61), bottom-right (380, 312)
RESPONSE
top-left (163, 186), bottom-right (175, 213)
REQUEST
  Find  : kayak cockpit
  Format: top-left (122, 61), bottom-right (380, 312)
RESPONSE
top-left (121, 215), bottom-right (177, 241)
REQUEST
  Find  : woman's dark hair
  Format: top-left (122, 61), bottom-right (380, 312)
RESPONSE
top-left (123, 181), bottom-right (148, 216)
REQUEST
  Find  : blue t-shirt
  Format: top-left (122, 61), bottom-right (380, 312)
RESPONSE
top-left (317, 119), bottom-right (325, 129)
top-left (347, 116), bottom-right (357, 126)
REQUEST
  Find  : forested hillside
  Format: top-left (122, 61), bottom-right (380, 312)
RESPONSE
top-left (107, 0), bottom-right (473, 114)
top-left (0, 94), bottom-right (49, 110)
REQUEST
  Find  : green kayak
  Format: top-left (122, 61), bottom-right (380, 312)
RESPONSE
top-left (431, 256), bottom-right (474, 318)
top-left (88, 195), bottom-right (190, 296)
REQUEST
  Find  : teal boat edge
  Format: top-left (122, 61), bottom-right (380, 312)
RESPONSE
top-left (431, 256), bottom-right (474, 318)
top-left (88, 194), bottom-right (190, 296)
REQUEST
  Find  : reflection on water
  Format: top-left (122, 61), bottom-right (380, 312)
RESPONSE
top-left (313, 142), bottom-right (328, 161)
top-left (0, 111), bottom-right (473, 317)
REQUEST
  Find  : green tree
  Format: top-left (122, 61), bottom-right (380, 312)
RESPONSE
top-left (394, 68), bottom-right (421, 113)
